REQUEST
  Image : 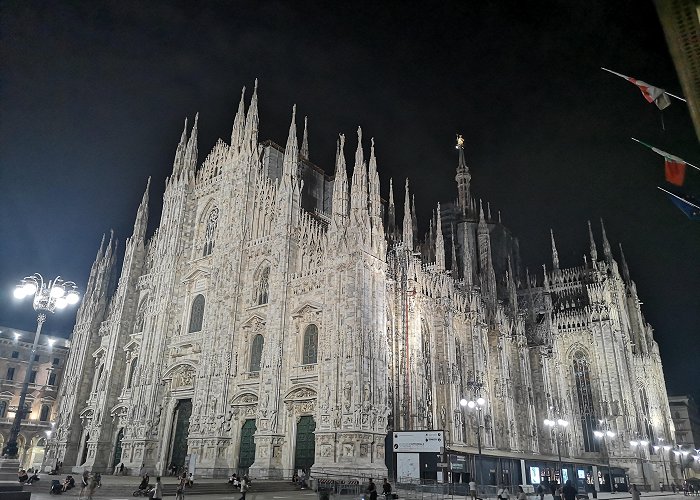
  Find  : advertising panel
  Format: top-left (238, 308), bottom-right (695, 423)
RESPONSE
top-left (393, 431), bottom-right (444, 453)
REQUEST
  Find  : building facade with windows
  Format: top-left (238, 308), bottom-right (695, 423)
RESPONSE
top-left (0, 326), bottom-right (69, 468)
top-left (48, 85), bottom-right (678, 488)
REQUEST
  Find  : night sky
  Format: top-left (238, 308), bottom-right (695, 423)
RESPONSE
top-left (1, 1), bottom-right (698, 399)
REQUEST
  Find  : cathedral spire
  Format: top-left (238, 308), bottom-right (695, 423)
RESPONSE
top-left (282, 105), bottom-right (298, 184)
top-left (455, 134), bottom-right (471, 217)
top-left (172, 117), bottom-right (188, 177)
top-left (550, 228), bottom-right (560, 270)
top-left (450, 224), bottom-right (458, 277)
top-left (411, 194), bottom-right (418, 247)
top-left (600, 218), bottom-right (613, 263)
top-left (388, 178), bottom-right (396, 240)
top-left (403, 179), bottom-right (413, 250)
top-left (300, 116), bottom-right (309, 161)
top-left (231, 86), bottom-right (246, 149)
top-left (619, 243), bottom-right (631, 284)
top-left (243, 79), bottom-right (259, 156)
top-left (132, 177), bottom-right (151, 241)
top-left (350, 127), bottom-right (368, 223)
top-left (587, 220), bottom-right (598, 265)
top-left (331, 134), bottom-right (349, 224)
top-left (435, 203), bottom-right (445, 271)
top-left (184, 113), bottom-right (199, 176)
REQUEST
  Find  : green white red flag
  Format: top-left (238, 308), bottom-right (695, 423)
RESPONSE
top-left (602, 68), bottom-right (677, 110)
top-left (631, 138), bottom-right (699, 186)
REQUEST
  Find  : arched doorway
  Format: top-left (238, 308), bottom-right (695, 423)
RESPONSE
top-left (238, 419), bottom-right (257, 469)
top-left (294, 416), bottom-right (316, 472)
top-left (168, 399), bottom-right (192, 470)
top-left (113, 428), bottom-right (124, 467)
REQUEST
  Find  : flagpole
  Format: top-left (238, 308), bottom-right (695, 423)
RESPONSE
top-left (631, 137), bottom-right (700, 172)
top-left (665, 92), bottom-right (687, 102)
top-left (657, 186), bottom-right (700, 210)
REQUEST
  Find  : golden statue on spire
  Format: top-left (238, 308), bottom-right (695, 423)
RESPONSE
top-left (456, 134), bottom-right (464, 149)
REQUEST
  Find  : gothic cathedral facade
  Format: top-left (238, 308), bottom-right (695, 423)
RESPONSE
top-left (48, 83), bottom-right (676, 485)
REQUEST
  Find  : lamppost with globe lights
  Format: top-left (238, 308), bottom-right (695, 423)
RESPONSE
top-left (629, 438), bottom-right (649, 490)
top-left (652, 438), bottom-right (671, 489)
top-left (460, 381), bottom-right (487, 487)
top-left (544, 417), bottom-right (569, 484)
top-left (593, 424), bottom-right (616, 492)
top-left (6, 274), bottom-right (79, 459)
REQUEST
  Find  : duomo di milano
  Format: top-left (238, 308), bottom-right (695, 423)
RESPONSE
top-left (48, 81), bottom-right (677, 486)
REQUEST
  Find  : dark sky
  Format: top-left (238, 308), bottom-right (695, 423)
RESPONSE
top-left (1, 1), bottom-right (698, 398)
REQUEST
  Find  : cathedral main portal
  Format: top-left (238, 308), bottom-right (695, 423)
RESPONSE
top-left (169, 399), bottom-right (192, 469)
top-left (294, 416), bottom-right (316, 472)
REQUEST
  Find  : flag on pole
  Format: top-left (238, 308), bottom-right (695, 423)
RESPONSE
top-left (657, 187), bottom-right (700, 220)
top-left (631, 138), bottom-right (700, 186)
top-left (602, 68), bottom-right (672, 110)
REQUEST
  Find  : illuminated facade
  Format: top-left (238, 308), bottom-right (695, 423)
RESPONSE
top-left (47, 84), bottom-right (677, 488)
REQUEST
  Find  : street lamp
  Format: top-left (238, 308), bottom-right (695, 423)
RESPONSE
top-left (629, 439), bottom-right (649, 490)
top-left (544, 417), bottom-right (569, 484)
top-left (5, 274), bottom-right (79, 459)
top-left (593, 425), bottom-right (616, 492)
top-left (460, 380), bottom-right (487, 487)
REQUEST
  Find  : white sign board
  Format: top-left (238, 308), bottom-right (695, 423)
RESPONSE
top-left (397, 452), bottom-right (421, 480)
top-left (393, 431), bottom-right (444, 452)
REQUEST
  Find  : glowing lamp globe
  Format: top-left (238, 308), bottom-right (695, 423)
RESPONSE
top-left (66, 292), bottom-right (80, 304)
top-left (477, 397), bottom-right (486, 406)
top-left (55, 297), bottom-right (68, 309)
top-left (459, 399), bottom-right (468, 407)
top-left (50, 286), bottom-right (65, 298)
top-left (13, 287), bottom-right (27, 299)
top-left (22, 282), bottom-right (37, 295)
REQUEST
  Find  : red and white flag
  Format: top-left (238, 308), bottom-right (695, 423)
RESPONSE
top-left (602, 68), bottom-right (672, 110)
top-left (632, 138), bottom-right (700, 186)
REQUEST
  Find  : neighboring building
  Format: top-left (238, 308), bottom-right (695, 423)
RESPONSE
top-left (669, 396), bottom-right (700, 448)
top-left (0, 325), bottom-right (70, 469)
top-left (48, 85), bottom-right (677, 491)
top-left (654, 0), bottom-right (700, 142)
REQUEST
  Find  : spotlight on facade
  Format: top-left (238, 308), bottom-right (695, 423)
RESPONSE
top-left (459, 398), bottom-right (468, 407)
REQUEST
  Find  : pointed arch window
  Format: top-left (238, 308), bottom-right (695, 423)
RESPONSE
top-left (249, 334), bottom-right (264, 373)
top-left (572, 351), bottom-right (600, 452)
top-left (127, 358), bottom-right (138, 389)
top-left (302, 324), bottom-right (318, 365)
top-left (254, 266), bottom-right (270, 306)
top-left (0, 401), bottom-right (7, 418)
top-left (188, 294), bottom-right (205, 333)
top-left (203, 207), bottom-right (219, 256)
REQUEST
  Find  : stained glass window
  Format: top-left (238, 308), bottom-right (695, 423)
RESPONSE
top-left (250, 334), bottom-right (264, 372)
top-left (573, 351), bottom-right (600, 452)
top-left (189, 294), bottom-right (205, 332)
top-left (302, 325), bottom-right (318, 365)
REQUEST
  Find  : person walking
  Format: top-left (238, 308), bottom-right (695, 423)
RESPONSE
top-left (382, 478), bottom-right (392, 500)
top-left (176, 472), bottom-right (187, 500)
top-left (498, 484), bottom-right (510, 500)
top-left (239, 475), bottom-right (249, 500)
top-left (79, 471), bottom-right (90, 500)
top-left (469, 479), bottom-right (477, 500)
top-left (562, 480), bottom-right (577, 500)
top-left (517, 486), bottom-right (527, 500)
top-left (630, 484), bottom-right (641, 500)
top-left (367, 478), bottom-right (378, 500)
top-left (554, 485), bottom-right (562, 500)
top-left (152, 477), bottom-right (163, 500)
top-left (86, 473), bottom-right (99, 500)
top-left (537, 484), bottom-right (544, 500)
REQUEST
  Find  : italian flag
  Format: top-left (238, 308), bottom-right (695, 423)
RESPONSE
top-left (631, 138), bottom-right (697, 186)
top-left (602, 68), bottom-right (672, 110)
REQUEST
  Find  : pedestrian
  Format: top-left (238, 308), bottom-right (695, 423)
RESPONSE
top-left (367, 478), bottom-right (378, 500)
top-left (498, 485), bottom-right (510, 500)
top-left (187, 472), bottom-right (194, 488)
top-left (630, 484), bottom-right (641, 500)
top-left (517, 486), bottom-right (527, 500)
top-left (86, 473), bottom-right (99, 500)
top-left (537, 484), bottom-right (544, 500)
top-left (239, 475), bottom-right (249, 500)
top-left (176, 473), bottom-right (187, 500)
top-left (554, 485), bottom-right (562, 500)
top-left (79, 471), bottom-right (90, 500)
top-left (382, 478), bottom-right (392, 500)
top-left (469, 479), bottom-right (477, 500)
top-left (562, 480), bottom-right (577, 500)
top-left (152, 477), bottom-right (163, 500)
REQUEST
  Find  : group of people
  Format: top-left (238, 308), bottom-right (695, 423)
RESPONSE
top-left (77, 470), bottom-right (101, 500)
top-left (364, 478), bottom-right (393, 500)
top-left (17, 468), bottom-right (40, 485)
